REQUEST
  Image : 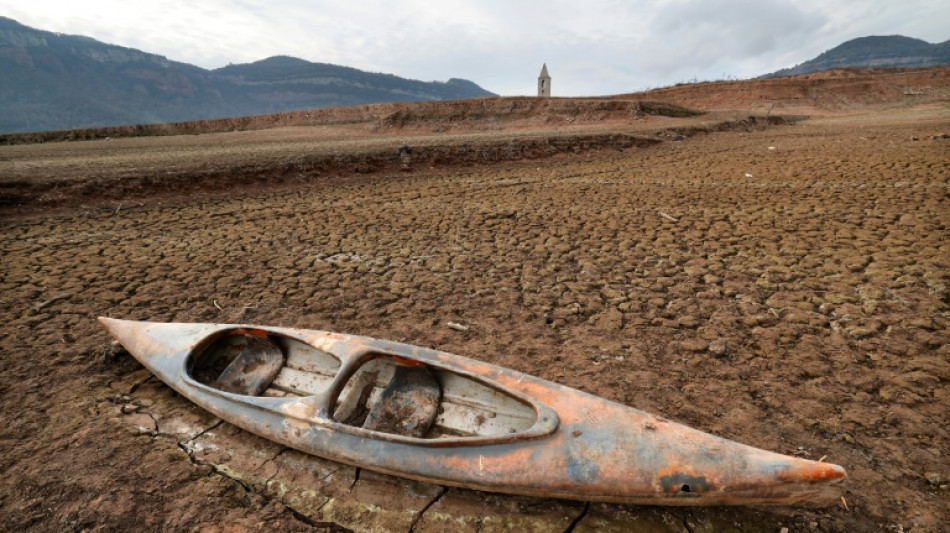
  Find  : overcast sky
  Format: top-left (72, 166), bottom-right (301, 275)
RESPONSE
top-left (2, 1), bottom-right (947, 96)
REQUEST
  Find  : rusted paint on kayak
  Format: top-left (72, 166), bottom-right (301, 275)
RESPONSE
top-left (99, 317), bottom-right (846, 506)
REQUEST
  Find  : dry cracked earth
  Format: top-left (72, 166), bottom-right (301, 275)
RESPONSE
top-left (1, 106), bottom-right (948, 532)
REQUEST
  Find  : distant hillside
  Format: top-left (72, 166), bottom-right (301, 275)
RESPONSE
top-left (213, 56), bottom-right (492, 112)
top-left (0, 17), bottom-right (496, 133)
top-left (765, 35), bottom-right (950, 78)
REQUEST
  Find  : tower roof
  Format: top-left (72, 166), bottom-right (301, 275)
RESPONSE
top-left (539, 63), bottom-right (550, 79)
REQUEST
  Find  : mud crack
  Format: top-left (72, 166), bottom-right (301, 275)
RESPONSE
top-left (188, 419), bottom-right (223, 441)
top-left (175, 419), bottom-right (224, 461)
top-left (408, 486), bottom-right (448, 532)
top-left (284, 505), bottom-right (353, 532)
top-left (681, 511), bottom-right (695, 533)
top-left (562, 501), bottom-right (590, 533)
top-left (144, 412), bottom-right (159, 435)
top-left (173, 430), bottom-right (349, 531)
top-left (261, 447), bottom-right (290, 486)
top-left (127, 375), bottom-right (156, 395)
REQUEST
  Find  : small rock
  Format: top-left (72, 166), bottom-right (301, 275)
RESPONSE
top-left (924, 472), bottom-right (943, 486)
top-left (708, 339), bottom-right (729, 358)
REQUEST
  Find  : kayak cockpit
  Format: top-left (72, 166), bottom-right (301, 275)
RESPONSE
top-left (188, 329), bottom-right (543, 441)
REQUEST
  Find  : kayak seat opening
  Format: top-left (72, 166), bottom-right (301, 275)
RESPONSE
top-left (331, 354), bottom-right (539, 440)
top-left (190, 330), bottom-right (341, 398)
top-left (190, 330), bottom-right (286, 396)
top-left (332, 356), bottom-right (441, 438)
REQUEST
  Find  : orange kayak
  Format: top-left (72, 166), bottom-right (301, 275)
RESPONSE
top-left (99, 317), bottom-right (846, 506)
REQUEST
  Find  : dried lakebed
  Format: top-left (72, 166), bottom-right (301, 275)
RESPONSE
top-left (1, 108), bottom-right (947, 531)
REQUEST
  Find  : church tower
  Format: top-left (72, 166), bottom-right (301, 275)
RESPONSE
top-left (537, 63), bottom-right (551, 97)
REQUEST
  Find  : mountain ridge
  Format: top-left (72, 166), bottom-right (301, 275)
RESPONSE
top-left (0, 16), bottom-right (496, 133)
top-left (764, 35), bottom-right (950, 78)
top-left (3, 16), bottom-right (948, 134)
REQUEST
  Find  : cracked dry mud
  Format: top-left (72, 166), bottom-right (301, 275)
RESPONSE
top-left (1, 105), bottom-right (948, 532)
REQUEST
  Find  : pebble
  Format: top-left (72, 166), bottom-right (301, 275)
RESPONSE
top-left (708, 339), bottom-right (729, 358)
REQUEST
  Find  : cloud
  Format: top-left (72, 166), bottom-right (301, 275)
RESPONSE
top-left (637, 0), bottom-right (825, 82)
top-left (1, 0), bottom-right (947, 96)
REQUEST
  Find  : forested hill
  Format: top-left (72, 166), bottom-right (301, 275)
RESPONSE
top-left (765, 35), bottom-right (950, 78)
top-left (0, 17), bottom-right (495, 133)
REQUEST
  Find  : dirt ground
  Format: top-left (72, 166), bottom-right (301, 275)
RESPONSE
top-left (1, 76), bottom-right (948, 531)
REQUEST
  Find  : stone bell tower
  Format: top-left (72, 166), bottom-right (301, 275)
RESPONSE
top-left (537, 63), bottom-right (551, 97)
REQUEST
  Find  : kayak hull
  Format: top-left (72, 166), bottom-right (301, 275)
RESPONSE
top-left (99, 317), bottom-right (846, 506)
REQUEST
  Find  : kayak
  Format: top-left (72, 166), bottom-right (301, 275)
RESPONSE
top-left (99, 317), bottom-right (846, 506)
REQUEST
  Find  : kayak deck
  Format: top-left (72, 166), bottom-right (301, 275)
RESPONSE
top-left (191, 330), bottom-right (539, 440)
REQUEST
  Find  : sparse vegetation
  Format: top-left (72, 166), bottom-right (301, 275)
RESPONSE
top-left (638, 101), bottom-right (704, 117)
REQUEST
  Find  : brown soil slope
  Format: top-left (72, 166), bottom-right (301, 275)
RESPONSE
top-left (0, 96), bottom-right (697, 146)
top-left (0, 71), bottom-right (948, 532)
top-left (625, 67), bottom-right (950, 114)
top-left (2, 66), bottom-right (947, 145)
